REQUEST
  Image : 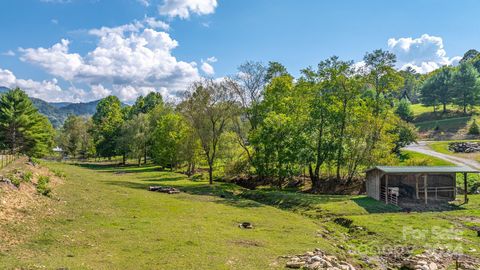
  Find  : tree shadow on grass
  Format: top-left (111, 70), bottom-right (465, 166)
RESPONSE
top-left (73, 163), bottom-right (162, 174)
top-left (103, 179), bottom-right (264, 209)
top-left (352, 196), bottom-right (465, 214)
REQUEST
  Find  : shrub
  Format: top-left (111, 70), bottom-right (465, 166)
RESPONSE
top-left (468, 119), bottom-right (480, 135)
top-left (395, 98), bottom-right (414, 122)
top-left (37, 175), bottom-right (51, 196)
top-left (52, 169), bottom-right (66, 178)
top-left (22, 171), bottom-right (33, 182)
top-left (404, 157), bottom-right (430, 166)
top-left (9, 174), bottom-right (21, 187)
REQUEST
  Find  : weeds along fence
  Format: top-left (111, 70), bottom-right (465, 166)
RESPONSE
top-left (0, 150), bottom-right (17, 170)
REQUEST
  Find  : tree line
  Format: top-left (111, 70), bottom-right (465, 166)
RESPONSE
top-left (395, 49), bottom-right (480, 115)
top-left (54, 49), bottom-right (417, 188)
top-left (0, 49), bottom-right (420, 190)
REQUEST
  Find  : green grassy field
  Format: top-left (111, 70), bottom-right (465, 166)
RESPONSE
top-left (410, 104), bottom-right (479, 136)
top-left (399, 150), bottom-right (454, 166)
top-left (1, 162), bottom-right (480, 269)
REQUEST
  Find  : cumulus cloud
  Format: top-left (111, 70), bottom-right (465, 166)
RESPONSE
top-left (159, 0), bottom-right (217, 19)
top-left (388, 34), bottom-right (461, 73)
top-left (0, 67), bottom-right (87, 102)
top-left (20, 21), bottom-right (200, 102)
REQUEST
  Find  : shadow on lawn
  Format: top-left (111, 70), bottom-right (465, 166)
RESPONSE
top-left (74, 163), bottom-right (161, 174)
top-left (103, 179), bottom-right (264, 209)
top-left (352, 196), bottom-right (465, 214)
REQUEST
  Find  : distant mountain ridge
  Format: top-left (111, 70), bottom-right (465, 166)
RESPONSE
top-left (0, 86), bottom-right (108, 128)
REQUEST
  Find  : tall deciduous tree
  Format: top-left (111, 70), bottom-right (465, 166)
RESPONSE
top-left (180, 79), bottom-right (237, 184)
top-left (129, 92), bottom-right (164, 117)
top-left (58, 115), bottom-right (95, 159)
top-left (0, 88), bottom-right (54, 157)
top-left (227, 61), bottom-right (267, 168)
top-left (151, 110), bottom-right (195, 170)
top-left (92, 96), bottom-right (124, 159)
top-left (118, 113), bottom-right (150, 166)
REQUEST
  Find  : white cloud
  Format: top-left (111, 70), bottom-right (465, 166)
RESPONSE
top-left (388, 34), bottom-right (461, 73)
top-left (137, 0), bottom-right (150, 7)
top-left (1, 50), bottom-right (15, 56)
top-left (0, 67), bottom-right (87, 102)
top-left (206, 56), bottom-right (217, 63)
top-left (51, 19), bottom-right (59, 24)
top-left (159, 0), bottom-right (217, 19)
top-left (201, 62), bottom-right (214, 75)
top-left (90, 84), bottom-right (112, 99)
top-left (20, 22), bottom-right (200, 102)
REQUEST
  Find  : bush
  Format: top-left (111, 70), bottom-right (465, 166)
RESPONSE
top-left (395, 98), bottom-right (414, 122)
top-left (456, 173), bottom-right (480, 194)
top-left (224, 156), bottom-right (251, 177)
top-left (9, 174), bottom-right (21, 187)
top-left (37, 175), bottom-right (51, 196)
top-left (404, 158), bottom-right (430, 166)
top-left (22, 171), bottom-right (33, 182)
top-left (468, 119), bottom-right (480, 135)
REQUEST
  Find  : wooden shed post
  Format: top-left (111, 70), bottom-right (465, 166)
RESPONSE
top-left (415, 174), bottom-right (419, 199)
top-left (424, 174), bottom-right (428, 205)
top-left (464, 172), bottom-right (469, 204)
top-left (385, 174), bottom-right (389, 204)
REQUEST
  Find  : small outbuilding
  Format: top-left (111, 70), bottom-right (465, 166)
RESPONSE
top-left (366, 166), bottom-right (478, 206)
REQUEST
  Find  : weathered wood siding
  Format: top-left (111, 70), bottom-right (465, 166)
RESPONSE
top-left (366, 169), bottom-right (381, 200)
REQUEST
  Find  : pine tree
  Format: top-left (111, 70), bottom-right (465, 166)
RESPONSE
top-left (0, 88), bottom-right (54, 157)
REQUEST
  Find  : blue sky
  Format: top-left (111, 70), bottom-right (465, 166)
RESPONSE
top-left (0, 0), bottom-right (479, 102)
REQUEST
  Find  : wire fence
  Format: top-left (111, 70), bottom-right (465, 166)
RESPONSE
top-left (0, 150), bottom-right (17, 170)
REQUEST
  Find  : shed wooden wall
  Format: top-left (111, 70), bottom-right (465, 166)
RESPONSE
top-left (366, 169), bottom-right (381, 200)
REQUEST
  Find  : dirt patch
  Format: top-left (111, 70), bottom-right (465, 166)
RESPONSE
top-left (0, 158), bottom-right (63, 252)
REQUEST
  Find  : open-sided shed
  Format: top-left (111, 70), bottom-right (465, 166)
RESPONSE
top-left (366, 166), bottom-right (478, 206)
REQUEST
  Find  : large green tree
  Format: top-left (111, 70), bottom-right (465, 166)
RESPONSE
top-left (58, 115), bottom-right (95, 159)
top-left (0, 88), bottom-right (54, 157)
top-left (92, 96), bottom-right (124, 158)
top-left (118, 113), bottom-right (150, 166)
top-left (129, 92), bottom-right (164, 117)
top-left (151, 111), bottom-right (195, 170)
top-left (419, 66), bottom-right (454, 113)
top-left (452, 62), bottom-right (480, 114)
top-left (180, 79), bottom-right (237, 184)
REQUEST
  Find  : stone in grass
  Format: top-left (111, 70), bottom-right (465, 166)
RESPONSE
top-left (238, 222), bottom-right (253, 229)
top-left (286, 260), bottom-right (305, 268)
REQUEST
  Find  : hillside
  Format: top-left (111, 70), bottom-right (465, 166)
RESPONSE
top-left (0, 87), bottom-right (123, 128)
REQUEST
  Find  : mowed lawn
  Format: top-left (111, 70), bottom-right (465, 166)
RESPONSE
top-left (0, 162), bottom-right (337, 270)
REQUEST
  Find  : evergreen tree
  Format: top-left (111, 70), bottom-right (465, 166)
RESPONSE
top-left (452, 62), bottom-right (480, 114)
top-left (419, 67), bottom-right (454, 113)
top-left (468, 119), bottom-right (480, 135)
top-left (0, 88), bottom-right (54, 157)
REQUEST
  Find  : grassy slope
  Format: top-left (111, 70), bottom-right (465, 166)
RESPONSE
top-left (410, 104), bottom-right (478, 135)
top-left (399, 149), bottom-right (454, 166)
top-left (0, 163), bottom-right (337, 270)
top-left (2, 162), bottom-right (479, 269)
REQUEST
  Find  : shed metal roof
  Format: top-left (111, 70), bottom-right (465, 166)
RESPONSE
top-left (366, 166), bottom-right (479, 174)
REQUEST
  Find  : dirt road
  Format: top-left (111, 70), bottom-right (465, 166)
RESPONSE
top-left (404, 141), bottom-right (480, 169)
